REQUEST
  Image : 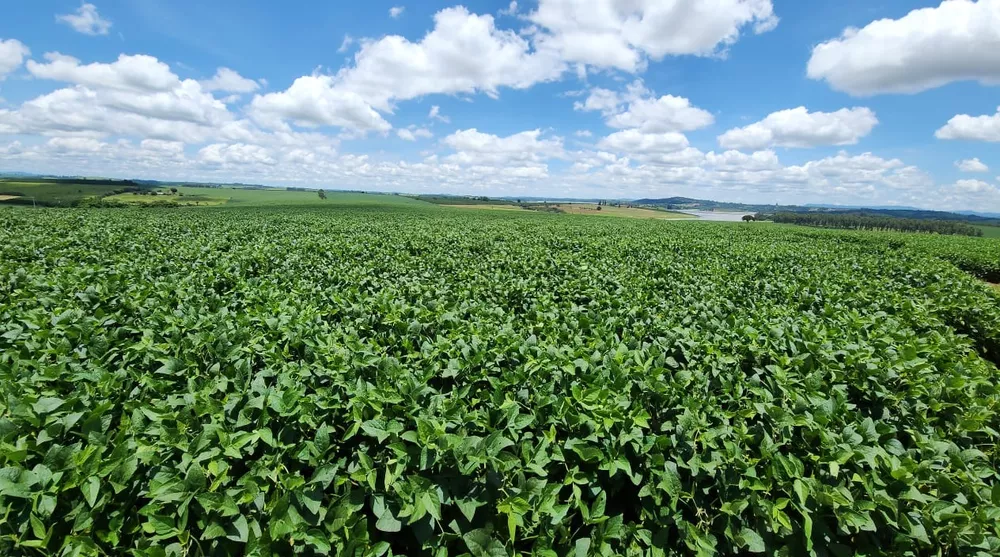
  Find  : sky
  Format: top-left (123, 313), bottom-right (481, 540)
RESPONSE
top-left (1, 0), bottom-right (1000, 210)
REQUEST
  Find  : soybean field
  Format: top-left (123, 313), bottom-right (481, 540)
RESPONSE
top-left (1, 204), bottom-right (1000, 556)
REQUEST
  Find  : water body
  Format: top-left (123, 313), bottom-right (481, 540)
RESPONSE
top-left (681, 210), bottom-right (754, 222)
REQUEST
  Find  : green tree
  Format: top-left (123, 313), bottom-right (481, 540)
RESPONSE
top-left (318, 189), bottom-right (327, 200)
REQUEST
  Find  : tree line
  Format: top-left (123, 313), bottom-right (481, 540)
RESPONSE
top-left (762, 212), bottom-right (984, 236)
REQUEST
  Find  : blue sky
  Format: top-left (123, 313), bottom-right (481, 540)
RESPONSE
top-left (1, 1), bottom-right (999, 210)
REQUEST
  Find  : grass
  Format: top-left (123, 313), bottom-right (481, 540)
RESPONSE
top-left (974, 225), bottom-right (1000, 238)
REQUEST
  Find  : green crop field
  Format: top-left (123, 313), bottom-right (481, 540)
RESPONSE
top-left (1, 204), bottom-right (1000, 556)
top-left (107, 187), bottom-right (427, 208)
top-left (975, 225), bottom-right (1000, 239)
top-left (0, 179), bottom-right (146, 207)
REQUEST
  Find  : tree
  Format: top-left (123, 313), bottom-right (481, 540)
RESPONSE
top-left (318, 189), bottom-right (327, 200)
top-left (170, 187), bottom-right (178, 194)
top-left (742, 215), bottom-right (756, 222)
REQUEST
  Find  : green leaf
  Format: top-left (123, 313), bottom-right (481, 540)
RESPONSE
top-left (82, 476), bottom-right (100, 507)
top-left (376, 508), bottom-right (402, 533)
top-left (361, 420), bottom-right (390, 443)
top-left (662, 462), bottom-right (682, 500)
top-left (741, 528), bottom-right (766, 553)
top-left (226, 515), bottom-right (249, 543)
top-left (575, 537), bottom-right (591, 557)
top-left (793, 479), bottom-right (809, 507)
top-left (32, 397), bottom-right (65, 415)
top-left (203, 522), bottom-right (226, 540)
top-left (590, 491), bottom-right (606, 519)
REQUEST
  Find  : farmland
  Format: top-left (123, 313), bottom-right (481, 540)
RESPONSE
top-left (1, 204), bottom-right (1000, 556)
top-left (0, 179), bottom-right (145, 207)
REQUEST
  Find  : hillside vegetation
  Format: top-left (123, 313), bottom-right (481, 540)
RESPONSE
top-left (766, 212), bottom-right (984, 237)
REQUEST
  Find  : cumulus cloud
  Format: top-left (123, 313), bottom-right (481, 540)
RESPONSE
top-left (956, 157), bottom-right (989, 172)
top-left (718, 107), bottom-right (878, 150)
top-left (27, 53), bottom-right (181, 92)
top-left (936, 107), bottom-right (1000, 142)
top-left (443, 128), bottom-right (563, 166)
top-left (952, 178), bottom-right (998, 193)
top-left (389, 6), bottom-right (405, 18)
top-left (0, 39), bottom-right (29, 79)
top-left (249, 75), bottom-right (391, 132)
top-left (807, 0), bottom-right (1000, 95)
top-left (57, 3), bottom-right (112, 36)
top-left (575, 80), bottom-right (715, 133)
top-left (252, 7), bottom-right (565, 133)
top-left (597, 129), bottom-right (690, 154)
top-left (528, 0), bottom-right (778, 73)
top-left (1, 51), bottom-right (342, 155)
top-left (575, 130), bottom-right (592, 137)
top-left (2, 59), bottom-right (236, 144)
top-left (199, 143), bottom-right (277, 166)
top-left (201, 68), bottom-right (260, 94)
top-left (397, 127), bottom-right (433, 141)
top-left (334, 7), bottom-right (565, 110)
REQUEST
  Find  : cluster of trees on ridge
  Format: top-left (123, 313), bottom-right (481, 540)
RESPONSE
top-left (762, 212), bottom-right (983, 236)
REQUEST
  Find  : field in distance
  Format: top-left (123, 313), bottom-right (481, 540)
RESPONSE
top-left (0, 178), bottom-right (143, 206)
top-left (106, 186), bottom-right (427, 208)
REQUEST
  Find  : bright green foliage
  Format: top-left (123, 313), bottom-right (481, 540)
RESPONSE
top-left (1, 206), bottom-right (999, 556)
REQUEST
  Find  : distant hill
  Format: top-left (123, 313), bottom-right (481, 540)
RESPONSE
top-left (635, 197), bottom-right (1000, 226)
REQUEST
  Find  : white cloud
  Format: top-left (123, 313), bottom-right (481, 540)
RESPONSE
top-left (249, 75), bottom-right (391, 132)
top-left (443, 128), bottom-right (563, 166)
top-left (575, 80), bottom-right (715, 133)
top-left (575, 130), bottom-right (592, 137)
top-left (807, 0), bottom-right (1000, 95)
top-left (2, 56), bottom-right (238, 144)
top-left (338, 35), bottom-right (354, 53)
top-left (397, 127), bottom-right (433, 141)
top-left (428, 105), bottom-right (450, 123)
top-left (27, 53), bottom-right (181, 92)
top-left (499, 1), bottom-right (519, 16)
top-left (956, 157), bottom-right (989, 172)
top-left (936, 107), bottom-right (1000, 142)
top-left (201, 68), bottom-right (260, 94)
top-left (718, 107), bottom-right (878, 150)
top-left (597, 129), bottom-right (690, 154)
top-left (528, 0), bottom-right (778, 73)
top-left (57, 3), bottom-right (112, 36)
top-left (199, 143), bottom-right (276, 166)
top-left (0, 39), bottom-right (29, 80)
top-left (953, 178), bottom-right (997, 193)
top-left (333, 7), bottom-right (565, 110)
top-left (389, 6), bottom-right (405, 18)
top-left (47, 136), bottom-right (106, 153)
